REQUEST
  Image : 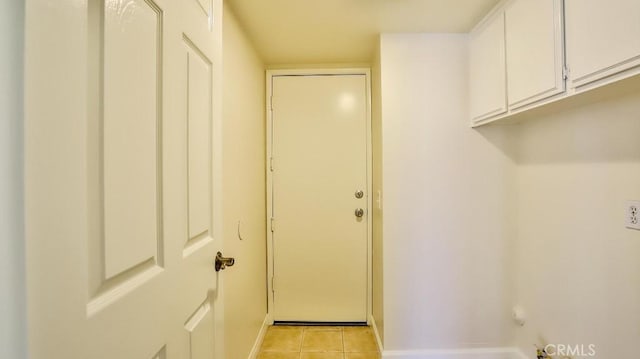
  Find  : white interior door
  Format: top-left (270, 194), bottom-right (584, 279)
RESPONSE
top-left (24, 0), bottom-right (224, 358)
top-left (271, 74), bottom-right (368, 323)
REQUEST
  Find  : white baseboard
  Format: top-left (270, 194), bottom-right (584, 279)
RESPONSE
top-left (381, 347), bottom-right (525, 359)
top-left (369, 313), bottom-right (384, 353)
top-left (248, 314), bottom-right (271, 359)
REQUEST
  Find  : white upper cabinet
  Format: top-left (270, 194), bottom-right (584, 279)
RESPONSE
top-left (470, 0), bottom-right (640, 126)
top-left (565, 0), bottom-right (640, 89)
top-left (470, 12), bottom-right (507, 123)
top-left (505, 0), bottom-right (565, 109)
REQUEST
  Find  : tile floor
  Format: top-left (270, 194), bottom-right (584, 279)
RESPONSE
top-left (257, 325), bottom-right (380, 359)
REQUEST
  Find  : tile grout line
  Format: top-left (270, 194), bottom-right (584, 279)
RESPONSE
top-left (341, 326), bottom-right (346, 358)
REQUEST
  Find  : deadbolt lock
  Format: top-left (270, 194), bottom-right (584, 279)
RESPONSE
top-left (355, 190), bottom-right (364, 199)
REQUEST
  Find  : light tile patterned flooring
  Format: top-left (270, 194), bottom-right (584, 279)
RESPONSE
top-left (257, 325), bottom-right (380, 359)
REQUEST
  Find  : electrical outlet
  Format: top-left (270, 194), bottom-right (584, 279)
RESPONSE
top-left (626, 201), bottom-right (640, 230)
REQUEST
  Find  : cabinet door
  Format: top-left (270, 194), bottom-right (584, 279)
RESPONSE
top-left (470, 12), bottom-right (507, 123)
top-left (506, 0), bottom-right (565, 109)
top-left (566, 0), bottom-right (640, 88)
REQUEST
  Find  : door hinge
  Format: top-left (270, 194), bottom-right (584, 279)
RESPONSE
top-left (562, 65), bottom-right (569, 81)
top-left (269, 157), bottom-right (274, 172)
top-left (270, 217), bottom-right (275, 232)
top-left (271, 276), bottom-right (275, 292)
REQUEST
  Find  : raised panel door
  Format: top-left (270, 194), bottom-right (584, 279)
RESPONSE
top-left (25, 0), bottom-right (224, 358)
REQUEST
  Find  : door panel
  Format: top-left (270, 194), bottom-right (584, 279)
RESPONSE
top-left (25, 0), bottom-right (223, 358)
top-left (152, 348), bottom-right (167, 359)
top-left (103, 0), bottom-right (163, 279)
top-left (184, 37), bottom-right (214, 255)
top-left (271, 75), bottom-right (368, 322)
top-left (194, 0), bottom-right (212, 18)
top-left (184, 297), bottom-right (215, 359)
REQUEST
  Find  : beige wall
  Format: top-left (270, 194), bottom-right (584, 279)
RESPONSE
top-left (371, 39), bottom-right (384, 344)
top-left (511, 91), bottom-right (640, 358)
top-left (222, 5), bottom-right (267, 359)
top-left (379, 33), bottom-right (514, 350)
top-left (0, 0), bottom-right (26, 358)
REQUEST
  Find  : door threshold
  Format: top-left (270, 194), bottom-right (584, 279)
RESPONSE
top-left (273, 321), bottom-right (367, 327)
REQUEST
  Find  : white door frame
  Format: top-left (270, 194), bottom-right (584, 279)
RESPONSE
top-left (265, 68), bottom-right (373, 324)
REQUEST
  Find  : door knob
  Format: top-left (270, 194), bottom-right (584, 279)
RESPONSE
top-left (215, 252), bottom-right (235, 272)
top-left (354, 208), bottom-right (364, 218)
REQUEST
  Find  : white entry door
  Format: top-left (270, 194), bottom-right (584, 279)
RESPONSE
top-left (270, 74), bottom-right (369, 322)
top-left (24, 0), bottom-right (225, 358)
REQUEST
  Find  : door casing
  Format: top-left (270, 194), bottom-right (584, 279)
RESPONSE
top-left (265, 68), bottom-right (373, 324)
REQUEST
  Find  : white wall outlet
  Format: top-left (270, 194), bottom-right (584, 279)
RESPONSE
top-left (626, 201), bottom-right (640, 230)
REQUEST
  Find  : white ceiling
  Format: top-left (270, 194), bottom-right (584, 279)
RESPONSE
top-left (226, 0), bottom-right (500, 65)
